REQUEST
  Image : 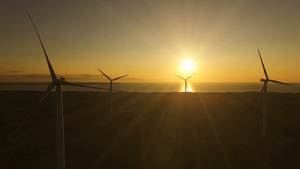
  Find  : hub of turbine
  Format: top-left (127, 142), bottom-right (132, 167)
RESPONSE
top-left (260, 78), bottom-right (267, 82)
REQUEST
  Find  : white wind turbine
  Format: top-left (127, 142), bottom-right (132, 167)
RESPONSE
top-left (258, 49), bottom-right (292, 137)
top-left (27, 11), bottom-right (110, 169)
top-left (175, 73), bottom-right (196, 92)
top-left (97, 68), bottom-right (128, 113)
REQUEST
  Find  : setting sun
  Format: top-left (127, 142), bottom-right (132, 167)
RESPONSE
top-left (182, 59), bottom-right (194, 72)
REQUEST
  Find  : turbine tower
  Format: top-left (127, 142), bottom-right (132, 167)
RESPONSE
top-left (258, 49), bottom-right (292, 137)
top-left (97, 68), bottom-right (128, 113)
top-left (175, 73), bottom-right (196, 92)
top-left (27, 11), bottom-right (110, 169)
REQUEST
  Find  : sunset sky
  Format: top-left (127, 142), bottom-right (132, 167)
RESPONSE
top-left (1, 0), bottom-right (300, 82)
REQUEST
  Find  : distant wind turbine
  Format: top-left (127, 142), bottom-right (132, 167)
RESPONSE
top-left (175, 73), bottom-right (196, 92)
top-left (26, 11), bottom-right (110, 169)
top-left (258, 49), bottom-right (292, 137)
top-left (97, 68), bottom-right (128, 113)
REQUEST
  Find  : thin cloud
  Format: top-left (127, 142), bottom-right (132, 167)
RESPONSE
top-left (24, 74), bottom-right (50, 78)
top-left (0, 74), bottom-right (142, 82)
top-left (7, 70), bottom-right (22, 73)
top-left (81, 73), bottom-right (101, 78)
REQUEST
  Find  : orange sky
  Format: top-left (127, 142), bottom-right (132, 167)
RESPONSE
top-left (1, 0), bottom-right (300, 83)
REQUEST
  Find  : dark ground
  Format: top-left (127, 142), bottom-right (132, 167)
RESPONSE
top-left (0, 91), bottom-right (300, 169)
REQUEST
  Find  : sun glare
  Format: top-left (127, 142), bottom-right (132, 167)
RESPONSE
top-left (182, 59), bottom-right (194, 72)
top-left (181, 84), bottom-right (193, 92)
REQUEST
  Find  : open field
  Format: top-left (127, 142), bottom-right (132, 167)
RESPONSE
top-left (1, 91), bottom-right (300, 169)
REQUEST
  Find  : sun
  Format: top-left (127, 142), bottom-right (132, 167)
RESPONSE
top-left (182, 59), bottom-right (194, 72)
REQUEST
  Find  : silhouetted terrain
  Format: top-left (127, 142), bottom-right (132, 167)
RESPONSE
top-left (1, 91), bottom-right (300, 169)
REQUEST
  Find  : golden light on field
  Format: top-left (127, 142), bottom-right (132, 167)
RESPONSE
top-left (181, 59), bottom-right (195, 72)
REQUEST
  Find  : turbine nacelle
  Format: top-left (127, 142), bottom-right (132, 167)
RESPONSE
top-left (53, 77), bottom-right (65, 84)
top-left (260, 78), bottom-right (268, 82)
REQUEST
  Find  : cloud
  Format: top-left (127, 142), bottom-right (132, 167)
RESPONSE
top-left (0, 73), bottom-right (143, 82)
top-left (81, 73), bottom-right (101, 78)
top-left (7, 70), bottom-right (22, 73)
top-left (24, 74), bottom-right (51, 78)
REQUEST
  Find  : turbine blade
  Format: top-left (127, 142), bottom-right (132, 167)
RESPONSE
top-left (258, 49), bottom-right (269, 80)
top-left (261, 83), bottom-right (267, 93)
top-left (35, 82), bottom-right (56, 106)
top-left (269, 79), bottom-right (292, 86)
top-left (187, 72), bottom-right (196, 80)
top-left (97, 68), bottom-right (111, 81)
top-left (26, 10), bottom-right (57, 81)
top-left (175, 74), bottom-right (186, 80)
top-left (61, 81), bottom-right (111, 91)
top-left (112, 74), bottom-right (128, 81)
top-left (2, 82), bottom-right (55, 148)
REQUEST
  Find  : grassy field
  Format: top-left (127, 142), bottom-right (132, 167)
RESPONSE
top-left (0, 91), bottom-right (300, 169)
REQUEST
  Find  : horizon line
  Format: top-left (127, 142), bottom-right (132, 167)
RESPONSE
top-left (0, 81), bottom-right (300, 84)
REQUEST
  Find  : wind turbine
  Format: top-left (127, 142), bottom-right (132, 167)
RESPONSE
top-left (175, 73), bottom-right (196, 92)
top-left (97, 68), bottom-right (128, 113)
top-left (258, 49), bottom-right (292, 137)
top-left (26, 11), bottom-right (110, 169)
